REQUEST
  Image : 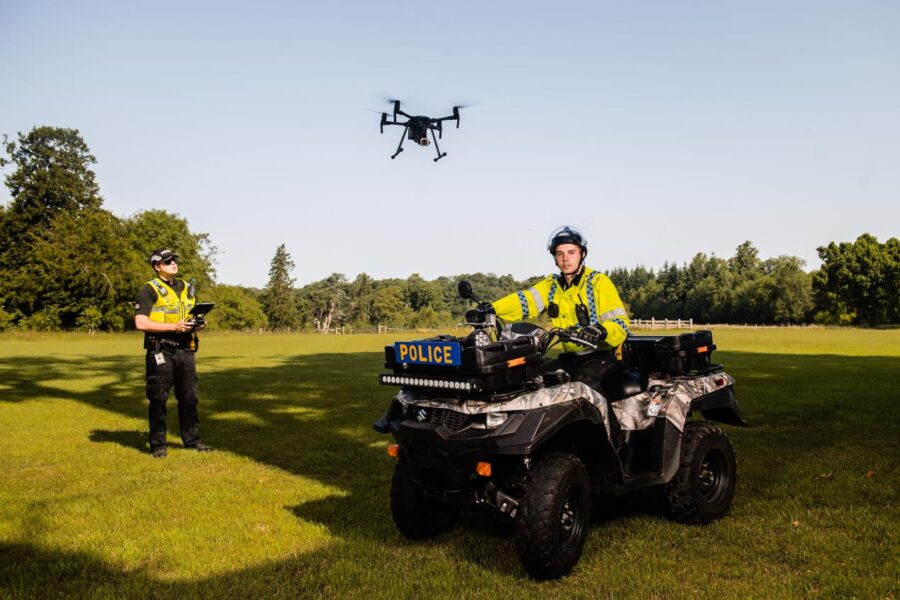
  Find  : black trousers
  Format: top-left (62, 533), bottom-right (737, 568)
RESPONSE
top-left (145, 347), bottom-right (202, 451)
top-left (545, 350), bottom-right (618, 390)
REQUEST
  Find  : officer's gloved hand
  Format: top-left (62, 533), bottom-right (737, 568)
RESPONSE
top-left (578, 325), bottom-right (607, 347)
top-left (465, 302), bottom-right (495, 323)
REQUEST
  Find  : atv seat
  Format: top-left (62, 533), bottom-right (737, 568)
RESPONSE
top-left (602, 369), bottom-right (645, 402)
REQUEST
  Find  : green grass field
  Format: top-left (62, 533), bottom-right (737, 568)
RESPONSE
top-left (1, 329), bottom-right (898, 599)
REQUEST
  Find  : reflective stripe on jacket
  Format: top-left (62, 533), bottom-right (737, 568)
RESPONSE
top-left (147, 278), bottom-right (196, 324)
top-left (491, 267), bottom-right (630, 352)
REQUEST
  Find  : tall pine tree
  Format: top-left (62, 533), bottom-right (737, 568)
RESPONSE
top-left (262, 244), bottom-right (299, 330)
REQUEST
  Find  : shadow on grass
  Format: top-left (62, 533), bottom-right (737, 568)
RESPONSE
top-left (89, 429), bottom-right (147, 453)
top-left (2, 348), bottom-right (899, 589)
top-left (0, 539), bottom-right (366, 598)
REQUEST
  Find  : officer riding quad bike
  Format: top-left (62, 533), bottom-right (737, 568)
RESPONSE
top-left (374, 281), bottom-right (747, 580)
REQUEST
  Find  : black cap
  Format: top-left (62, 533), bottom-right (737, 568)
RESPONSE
top-left (149, 248), bottom-right (179, 266)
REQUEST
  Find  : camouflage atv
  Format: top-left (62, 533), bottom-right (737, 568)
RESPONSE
top-left (374, 281), bottom-right (746, 579)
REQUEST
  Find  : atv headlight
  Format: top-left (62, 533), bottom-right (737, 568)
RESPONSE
top-left (473, 330), bottom-right (491, 347)
top-left (485, 412), bottom-right (508, 428)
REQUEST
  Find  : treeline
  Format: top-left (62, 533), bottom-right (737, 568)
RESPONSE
top-left (259, 247), bottom-right (536, 332)
top-left (611, 243), bottom-right (814, 325)
top-left (258, 234), bottom-right (898, 331)
top-left (1, 126), bottom-right (897, 331)
top-left (614, 237), bottom-right (898, 326)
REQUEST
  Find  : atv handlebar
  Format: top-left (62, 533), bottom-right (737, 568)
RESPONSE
top-left (457, 281), bottom-right (599, 354)
top-left (538, 327), bottom-right (598, 353)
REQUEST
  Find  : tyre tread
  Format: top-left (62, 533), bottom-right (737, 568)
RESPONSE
top-left (664, 421), bottom-right (736, 524)
top-left (515, 452), bottom-right (591, 580)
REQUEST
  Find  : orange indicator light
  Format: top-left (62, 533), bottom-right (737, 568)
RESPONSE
top-left (476, 461), bottom-right (492, 477)
top-left (696, 346), bottom-right (708, 353)
top-left (507, 357), bottom-right (526, 368)
top-left (387, 444), bottom-right (400, 458)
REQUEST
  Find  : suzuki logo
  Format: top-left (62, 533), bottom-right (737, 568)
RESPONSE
top-left (416, 408), bottom-right (428, 422)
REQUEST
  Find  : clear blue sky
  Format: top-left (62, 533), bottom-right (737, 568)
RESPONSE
top-left (2, 0), bottom-right (898, 287)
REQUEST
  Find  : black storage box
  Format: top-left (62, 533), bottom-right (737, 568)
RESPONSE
top-left (384, 337), bottom-right (543, 393)
top-left (623, 330), bottom-right (717, 375)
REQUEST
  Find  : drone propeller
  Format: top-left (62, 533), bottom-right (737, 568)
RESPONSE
top-left (375, 95), bottom-right (405, 118)
top-left (380, 112), bottom-right (388, 134)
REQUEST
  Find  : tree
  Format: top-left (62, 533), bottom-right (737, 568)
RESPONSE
top-left (207, 285), bottom-right (268, 331)
top-left (346, 272), bottom-right (376, 327)
top-left (76, 306), bottom-right (103, 334)
top-left (412, 305), bottom-right (452, 329)
top-left (813, 234), bottom-right (899, 326)
top-left (1, 127), bottom-right (102, 235)
top-left (0, 127), bottom-right (149, 330)
top-left (26, 208), bottom-right (146, 330)
top-left (372, 285), bottom-right (412, 326)
top-left (405, 273), bottom-right (446, 312)
top-left (764, 256), bottom-right (813, 324)
top-left (262, 244), bottom-right (298, 330)
top-left (729, 241), bottom-right (761, 276)
top-left (305, 273), bottom-right (348, 333)
top-left (731, 277), bottom-right (775, 324)
top-left (124, 209), bottom-right (217, 288)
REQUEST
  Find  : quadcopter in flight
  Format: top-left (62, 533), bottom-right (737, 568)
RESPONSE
top-left (379, 100), bottom-right (462, 162)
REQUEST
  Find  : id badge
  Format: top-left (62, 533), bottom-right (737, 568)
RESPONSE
top-left (154, 352), bottom-right (165, 366)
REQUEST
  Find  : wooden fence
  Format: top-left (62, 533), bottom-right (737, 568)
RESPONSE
top-left (629, 318), bottom-right (693, 330)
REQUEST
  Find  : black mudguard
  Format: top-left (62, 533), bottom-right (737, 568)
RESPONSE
top-left (374, 398), bottom-right (403, 434)
top-left (493, 398), bottom-right (606, 455)
top-left (374, 397), bottom-right (616, 458)
top-left (643, 384), bottom-right (744, 491)
top-left (689, 384), bottom-right (748, 427)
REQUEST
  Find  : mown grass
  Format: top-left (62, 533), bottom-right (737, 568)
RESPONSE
top-left (0, 329), bottom-right (897, 599)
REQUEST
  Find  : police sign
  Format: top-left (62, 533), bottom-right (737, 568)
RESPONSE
top-left (394, 341), bottom-right (462, 366)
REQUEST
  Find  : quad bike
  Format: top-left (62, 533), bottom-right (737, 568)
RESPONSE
top-left (374, 281), bottom-right (747, 580)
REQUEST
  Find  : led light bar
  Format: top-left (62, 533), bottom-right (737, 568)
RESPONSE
top-left (378, 374), bottom-right (481, 392)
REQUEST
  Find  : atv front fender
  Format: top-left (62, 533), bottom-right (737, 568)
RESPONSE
top-left (373, 398), bottom-right (403, 434)
top-left (688, 385), bottom-right (748, 427)
top-left (494, 398), bottom-right (608, 455)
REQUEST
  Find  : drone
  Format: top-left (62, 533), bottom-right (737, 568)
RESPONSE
top-left (379, 100), bottom-right (462, 162)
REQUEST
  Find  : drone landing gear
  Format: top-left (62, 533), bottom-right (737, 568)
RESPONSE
top-left (391, 126), bottom-right (409, 159)
top-left (430, 128), bottom-right (447, 162)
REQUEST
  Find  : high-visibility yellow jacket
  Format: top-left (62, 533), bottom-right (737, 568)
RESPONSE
top-left (491, 266), bottom-right (630, 352)
top-left (146, 278), bottom-right (196, 324)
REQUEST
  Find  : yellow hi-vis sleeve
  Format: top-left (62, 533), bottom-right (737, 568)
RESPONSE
top-left (591, 274), bottom-right (630, 348)
top-left (491, 278), bottom-right (554, 322)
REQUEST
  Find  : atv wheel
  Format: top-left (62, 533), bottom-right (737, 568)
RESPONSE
top-left (515, 452), bottom-right (591, 580)
top-left (390, 459), bottom-right (457, 539)
top-left (664, 421), bottom-right (736, 523)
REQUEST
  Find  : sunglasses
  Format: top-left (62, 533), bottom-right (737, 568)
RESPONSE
top-left (161, 258), bottom-right (179, 265)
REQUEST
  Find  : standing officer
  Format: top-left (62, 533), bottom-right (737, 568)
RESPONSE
top-left (135, 248), bottom-right (212, 458)
top-left (468, 225), bottom-right (631, 387)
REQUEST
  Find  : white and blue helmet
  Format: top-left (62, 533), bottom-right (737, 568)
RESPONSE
top-left (547, 225), bottom-right (588, 257)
